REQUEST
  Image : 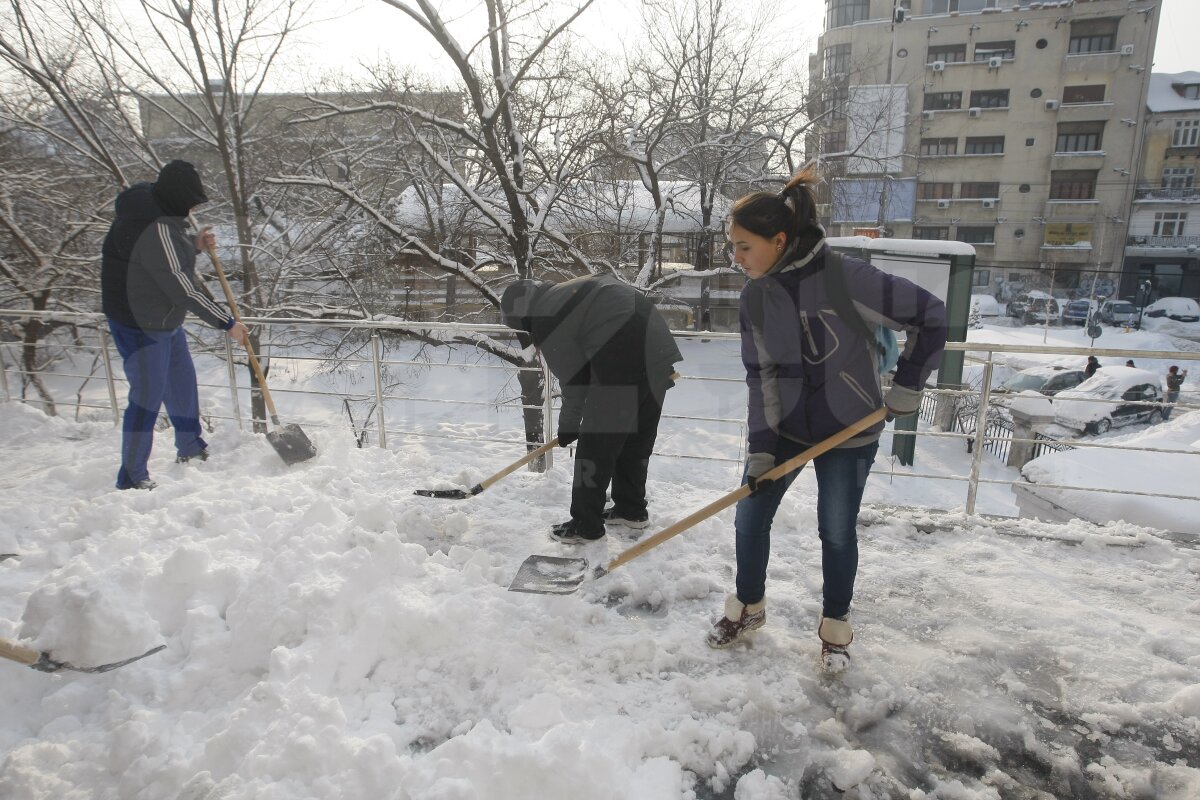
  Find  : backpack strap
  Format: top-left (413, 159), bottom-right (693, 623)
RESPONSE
top-left (823, 250), bottom-right (884, 356)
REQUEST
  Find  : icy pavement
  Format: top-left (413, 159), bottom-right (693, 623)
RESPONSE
top-left (1, 401), bottom-right (1198, 799)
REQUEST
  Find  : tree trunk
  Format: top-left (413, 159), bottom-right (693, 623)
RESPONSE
top-left (516, 350), bottom-right (548, 473)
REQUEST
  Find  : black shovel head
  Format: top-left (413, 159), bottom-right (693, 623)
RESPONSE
top-left (33, 644), bottom-right (167, 674)
top-left (508, 555), bottom-right (601, 595)
top-left (413, 483), bottom-right (483, 500)
top-left (266, 423), bottom-right (317, 465)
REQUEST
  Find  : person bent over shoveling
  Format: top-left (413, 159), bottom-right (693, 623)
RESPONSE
top-left (500, 276), bottom-right (682, 543)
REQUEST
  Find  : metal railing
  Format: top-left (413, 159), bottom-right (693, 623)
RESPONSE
top-left (2, 309), bottom-right (1198, 524)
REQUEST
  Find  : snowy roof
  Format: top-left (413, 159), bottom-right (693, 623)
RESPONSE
top-left (1146, 72), bottom-right (1200, 114)
top-left (828, 236), bottom-right (976, 258)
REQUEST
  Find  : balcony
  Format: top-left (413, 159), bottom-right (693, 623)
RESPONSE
top-left (1126, 234), bottom-right (1200, 249)
top-left (1134, 187), bottom-right (1200, 202)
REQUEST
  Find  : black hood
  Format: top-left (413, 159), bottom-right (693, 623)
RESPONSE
top-left (114, 183), bottom-right (164, 222)
top-left (500, 279), bottom-right (548, 333)
top-left (152, 160), bottom-right (208, 217)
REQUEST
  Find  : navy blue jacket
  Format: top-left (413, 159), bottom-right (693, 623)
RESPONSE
top-left (101, 184), bottom-right (231, 331)
top-left (741, 241), bottom-right (947, 453)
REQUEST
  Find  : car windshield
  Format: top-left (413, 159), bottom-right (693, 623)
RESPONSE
top-left (1070, 375), bottom-right (1123, 400)
top-left (1002, 373), bottom-right (1048, 392)
top-left (1110, 302), bottom-right (1135, 313)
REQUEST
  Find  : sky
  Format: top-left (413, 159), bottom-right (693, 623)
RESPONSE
top-left (1, 321), bottom-right (1198, 798)
top-left (288, 0), bottom-right (1199, 87)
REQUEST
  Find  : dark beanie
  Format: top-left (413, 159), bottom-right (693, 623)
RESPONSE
top-left (153, 160), bottom-right (208, 217)
top-left (500, 280), bottom-right (543, 332)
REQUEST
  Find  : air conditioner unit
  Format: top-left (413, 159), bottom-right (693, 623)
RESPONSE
top-left (931, 60), bottom-right (946, 72)
top-left (981, 199), bottom-right (998, 209)
top-left (988, 56), bottom-right (1004, 68)
top-left (1120, 44), bottom-right (1135, 56)
top-left (968, 107), bottom-right (983, 118)
top-left (1045, 99), bottom-right (1060, 111)
top-left (937, 199), bottom-right (952, 209)
top-left (921, 110), bottom-right (935, 120)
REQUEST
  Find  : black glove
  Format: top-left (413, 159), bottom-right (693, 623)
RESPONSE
top-left (746, 474), bottom-right (774, 497)
top-left (557, 431), bottom-right (578, 447)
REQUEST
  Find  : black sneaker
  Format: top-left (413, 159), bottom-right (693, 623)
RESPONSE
top-left (601, 507), bottom-right (649, 529)
top-left (176, 449), bottom-right (209, 464)
top-left (550, 519), bottom-right (606, 543)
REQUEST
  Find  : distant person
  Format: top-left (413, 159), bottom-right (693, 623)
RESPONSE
top-left (1126, 360), bottom-right (1136, 368)
top-left (706, 168), bottom-right (947, 673)
top-left (1164, 366), bottom-right (1188, 420)
top-left (101, 160), bottom-right (249, 490)
top-left (1085, 356), bottom-right (1100, 378)
top-left (500, 276), bottom-right (682, 542)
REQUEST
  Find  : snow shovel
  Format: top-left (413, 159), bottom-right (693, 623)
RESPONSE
top-left (0, 636), bottom-right (166, 674)
top-left (206, 247), bottom-right (317, 465)
top-left (415, 437), bottom-right (560, 498)
top-left (508, 408), bottom-right (887, 594)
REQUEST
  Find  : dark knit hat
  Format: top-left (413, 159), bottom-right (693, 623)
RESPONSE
top-left (499, 280), bottom-right (544, 332)
top-left (153, 160), bottom-right (208, 216)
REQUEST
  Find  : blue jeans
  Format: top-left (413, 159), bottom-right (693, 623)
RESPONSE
top-left (734, 438), bottom-right (878, 618)
top-left (108, 320), bottom-right (207, 488)
top-left (1164, 391), bottom-right (1179, 420)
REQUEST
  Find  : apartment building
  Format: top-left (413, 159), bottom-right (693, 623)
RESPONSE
top-left (1124, 71), bottom-right (1200, 302)
top-left (812, 0), bottom-right (1161, 299)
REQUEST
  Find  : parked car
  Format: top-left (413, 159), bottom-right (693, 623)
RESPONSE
top-left (1143, 297), bottom-right (1200, 323)
top-left (1060, 298), bottom-right (1099, 326)
top-left (970, 294), bottom-right (1001, 317)
top-left (1098, 299), bottom-right (1138, 326)
top-left (1007, 290), bottom-right (1059, 325)
top-left (994, 366), bottom-right (1087, 397)
top-left (1053, 367), bottom-right (1164, 435)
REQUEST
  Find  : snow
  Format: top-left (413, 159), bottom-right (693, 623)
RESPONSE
top-left (1147, 72), bottom-right (1200, 114)
top-left (1146, 298), bottom-right (1200, 321)
top-left (2, 332), bottom-right (1200, 798)
top-left (827, 236), bottom-right (977, 258)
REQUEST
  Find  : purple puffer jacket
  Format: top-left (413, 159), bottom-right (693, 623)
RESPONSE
top-left (742, 241), bottom-right (947, 454)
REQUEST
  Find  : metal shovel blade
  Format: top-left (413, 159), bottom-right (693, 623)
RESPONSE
top-left (33, 644), bottom-right (167, 674)
top-left (266, 424), bottom-right (317, 465)
top-left (413, 483), bottom-right (483, 499)
top-left (507, 555), bottom-right (598, 595)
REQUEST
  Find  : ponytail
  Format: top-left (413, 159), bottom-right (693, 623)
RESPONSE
top-left (727, 166), bottom-right (823, 255)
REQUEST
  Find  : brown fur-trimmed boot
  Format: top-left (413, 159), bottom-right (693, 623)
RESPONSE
top-left (706, 594), bottom-right (766, 649)
top-left (818, 614), bottom-right (853, 673)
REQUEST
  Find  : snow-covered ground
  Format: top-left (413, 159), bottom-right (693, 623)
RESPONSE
top-left (2, 327), bottom-right (1199, 799)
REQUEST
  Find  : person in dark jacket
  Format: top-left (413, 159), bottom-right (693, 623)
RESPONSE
top-left (101, 160), bottom-right (249, 490)
top-left (706, 168), bottom-right (947, 673)
top-left (1085, 356), bottom-right (1100, 378)
top-left (500, 275), bottom-right (682, 542)
top-left (1164, 365), bottom-right (1187, 420)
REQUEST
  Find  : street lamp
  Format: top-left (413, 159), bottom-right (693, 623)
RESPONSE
top-left (1135, 279), bottom-right (1152, 330)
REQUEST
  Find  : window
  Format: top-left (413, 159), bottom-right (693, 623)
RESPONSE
top-left (973, 41), bottom-right (1015, 62)
top-left (964, 136), bottom-right (1004, 155)
top-left (1162, 167), bottom-right (1196, 189)
top-left (919, 137), bottom-right (958, 156)
top-left (1050, 170), bottom-right (1098, 200)
top-left (1178, 84), bottom-right (1200, 100)
top-left (1069, 19), bottom-right (1118, 54)
top-left (1062, 85), bottom-right (1107, 104)
top-left (825, 85), bottom-right (849, 119)
top-left (926, 0), bottom-right (997, 12)
top-left (917, 182), bottom-right (954, 200)
top-left (1172, 119), bottom-right (1200, 148)
top-left (1056, 121), bottom-right (1105, 153)
top-left (1153, 212), bottom-right (1187, 236)
top-left (972, 268), bottom-right (991, 287)
top-left (912, 226), bottom-right (951, 240)
top-left (826, 0), bottom-right (869, 29)
top-left (960, 182), bottom-right (999, 199)
top-left (970, 89), bottom-right (1010, 109)
top-left (927, 44), bottom-right (966, 64)
top-left (924, 92), bottom-right (962, 111)
top-left (957, 226), bottom-right (996, 244)
top-left (822, 130), bottom-right (847, 153)
top-left (824, 44), bottom-right (851, 76)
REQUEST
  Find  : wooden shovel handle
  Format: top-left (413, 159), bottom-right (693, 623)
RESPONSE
top-left (0, 637), bottom-right (41, 666)
top-left (604, 408), bottom-right (887, 573)
top-left (204, 246), bottom-right (280, 425)
top-left (478, 438), bottom-right (560, 491)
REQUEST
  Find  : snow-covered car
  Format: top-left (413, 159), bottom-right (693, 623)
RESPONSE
top-left (1060, 298), bottom-right (1099, 325)
top-left (993, 366), bottom-right (1087, 398)
top-left (1007, 290), bottom-right (1059, 325)
top-left (1143, 297), bottom-right (1200, 323)
top-left (1098, 299), bottom-right (1138, 326)
top-left (1053, 367), bottom-right (1164, 435)
top-left (969, 294), bottom-right (1000, 317)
